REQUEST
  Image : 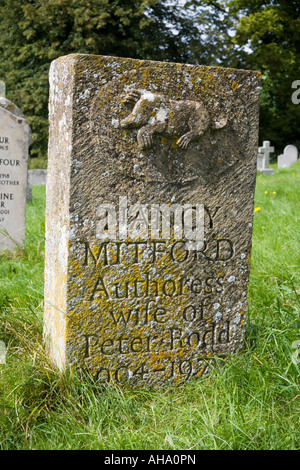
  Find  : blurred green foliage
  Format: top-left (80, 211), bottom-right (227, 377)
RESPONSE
top-left (0, 0), bottom-right (200, 161)
top-left (0, 0), bottom-right (299, 162)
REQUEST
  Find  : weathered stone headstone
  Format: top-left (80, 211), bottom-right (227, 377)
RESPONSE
top-left (257, 152), bottom-right (263, 171)
top-left (0, 99), bottom-right (32, 251)
top-left (278, 144), bottom-right (298, 169)
top-left (28, 169), bottom-right (47, 186)
top-left (0, 81), bottom-right (5, 99)
top-left (0, 96), bottom-right (33, 201)
top-left (44, 54), bottom-right (261, 387)
top-left (257, 141), bottom-right (275, 174)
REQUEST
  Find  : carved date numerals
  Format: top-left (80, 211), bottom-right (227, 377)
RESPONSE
top-left (95, 359), bottom-right (210, 384)
top-left (96, 363), bottom-right (149, 384)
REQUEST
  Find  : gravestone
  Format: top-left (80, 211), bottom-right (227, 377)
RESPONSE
top-left (0, 90), bottom-right (33, 203)
top-left (44, 54), bottom-right (261, 387)
top-left (28, 169), bottom-right (47, 186)
top-left (0, 99), bottom-right (32, 251)
top-left (278, 145), bottom-right (298, 169)
top-left (257, 141), bottom-right (275, 174)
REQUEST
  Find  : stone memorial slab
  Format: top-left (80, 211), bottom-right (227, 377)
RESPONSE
top-left (257, 152), bottom-right (263, 171)
top-left (28, 169), bottom-right (47, 186)
top-left (278, 144), bottom-right (298, 169)
top-left (44, 54), bottom-right (261, 387)
top-left (0, 103), bottom-right (31, 251)
top-left (257, 141), bottom-right (275, 174)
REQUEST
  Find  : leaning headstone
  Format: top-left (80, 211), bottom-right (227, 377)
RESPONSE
top-left (0, 99), bottom-right (32, 250)
top-left (278, 145), bottom-right (298, 169)
top-left (0, 97), bottom-right (33, 202)
top-left (44, 54), bottom-right (261, 387)
top-left (257, 141), bottom-right (275, 174)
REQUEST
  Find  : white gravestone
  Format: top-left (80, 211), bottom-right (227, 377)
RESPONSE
top-left (278, 145), bottom-right (298, 169)
top-left (0, 97), bottom-right (33, 202)
top-left (257, 152), bottom-right (263, 171)
top-left (257, 141), bottom-right (275, 174)
top-left (0, 81), bottom-right (5, 100)
top-left (0, 104), bottom-right (31, 251)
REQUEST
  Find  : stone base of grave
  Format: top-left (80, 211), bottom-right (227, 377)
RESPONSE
top-left (260, 169), bottom-right (274, 175)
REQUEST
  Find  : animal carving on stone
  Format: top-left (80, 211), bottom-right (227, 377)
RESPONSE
top-left (119, 89), bottom-right (228, 149)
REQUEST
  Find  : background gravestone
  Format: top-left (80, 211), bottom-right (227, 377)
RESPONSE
top-left (44, 54), bottom-right (261, 387)
top-left (278, 144), bottom-right (298, 169)
top-left (0, 93), bottom-right (33, 202)
top-left (28, 169), bottom-right (47, 186)
top-left (0, 99), bottom-right (32, 251)
top-left (257, 141), bottom-right (275, 174)
top-left (257, 152), bottom-right (263, 171)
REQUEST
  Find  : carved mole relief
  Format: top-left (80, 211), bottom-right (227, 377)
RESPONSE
top-left (119, 89), bottom-right (228, 150)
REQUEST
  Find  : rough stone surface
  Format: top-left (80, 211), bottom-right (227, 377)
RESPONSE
top-left (257, 152), bottom-right (263, 171)
top-left (0, 103), bottom-right (31, 251)
top-left (44, 54), bottom-right (261, 387)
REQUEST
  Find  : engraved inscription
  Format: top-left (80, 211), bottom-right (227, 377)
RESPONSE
top-left (0, 136), bottom-right (9, 151)
top-left (69, 227), bottom-right (240, 385)
top-left (0, 161), bottom-right (22, 224)
top-left (0, 102), bottom-right (30, 251)
top-left (67, 197), bottom-right (244, 386)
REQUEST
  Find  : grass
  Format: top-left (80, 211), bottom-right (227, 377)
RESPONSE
top-left (0, 164), bottom-right (299, 450)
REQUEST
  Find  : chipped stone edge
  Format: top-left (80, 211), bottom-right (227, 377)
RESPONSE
top-left (43, 55), bottom-right (76, 370)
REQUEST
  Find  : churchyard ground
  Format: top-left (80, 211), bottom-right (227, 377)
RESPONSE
top-left (0, 162), bottom-right (299, 450)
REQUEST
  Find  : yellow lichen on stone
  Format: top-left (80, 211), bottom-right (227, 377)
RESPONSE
top-left (232, 81), bottom-right (239, 91)
top-left (44, 53), bottom-right (260, 388)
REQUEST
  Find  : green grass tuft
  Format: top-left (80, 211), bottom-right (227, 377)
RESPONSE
top-left (0, 165), bottom-right (299, 450)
